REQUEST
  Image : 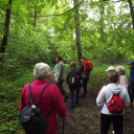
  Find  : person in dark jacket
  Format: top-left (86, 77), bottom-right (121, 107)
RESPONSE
top-left (67, 61), bottom-right (83, 108)
top-left (128, 61), bottom-right (134, 106)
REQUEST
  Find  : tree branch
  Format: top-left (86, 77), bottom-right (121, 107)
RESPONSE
top-left (37, 0), bottom-right (127, 18)
top-left (56, 3), bottom-right (68, 9)
top-left (37, 0), bottom-right (84, 18)
top-left (0, 5), bottom-right (6, 11)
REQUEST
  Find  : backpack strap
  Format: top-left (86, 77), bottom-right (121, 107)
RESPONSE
top-left (29, 83), bottom-right (53, 118)
top-left (46, 108), bottom-right (53, 119)
top-left (28, 84), bottom-right (51, 105)
top-left (35, 84), bottom-right (51, 105)
top-left (28, 84), bottom-right (34, 105)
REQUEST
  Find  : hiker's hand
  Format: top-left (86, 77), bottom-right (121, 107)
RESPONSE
top-left (57, 80), bottom-right (59, 83)
top-left (53, 71), bottom-right (55, 74)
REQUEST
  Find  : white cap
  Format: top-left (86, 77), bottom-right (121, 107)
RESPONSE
top-left (105, 66), bottom-right (115, 71)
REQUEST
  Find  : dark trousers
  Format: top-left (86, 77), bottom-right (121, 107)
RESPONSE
top-left (57, 80), bottom-right (67, 96)
top-left (83, 76), bottom-right (89, 95)
top-left (101, 113), bottom-right (123, 134)
top-left (69, 87), bottom-right (79, 99)
top-left (131, 84), bottom-right (134, 99)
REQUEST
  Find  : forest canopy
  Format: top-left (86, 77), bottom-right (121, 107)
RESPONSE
top-left (0, 0), bottom-right (134, 72)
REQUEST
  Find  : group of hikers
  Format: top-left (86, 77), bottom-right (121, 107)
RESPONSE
top-left (19, 57), bottom-right (134, 134)
top-left (53, 56), bottom-right (93, 108)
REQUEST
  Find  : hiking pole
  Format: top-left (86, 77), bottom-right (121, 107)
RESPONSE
top-left (125, 108), bottom-right (127, 133)
top-left (62, 118), bottom-right (65, 134)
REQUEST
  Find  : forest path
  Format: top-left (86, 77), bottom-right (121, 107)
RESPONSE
top-left (49, 72), bottom-right (101, 134)
top-left (49, 72), bottom-right (133, 134)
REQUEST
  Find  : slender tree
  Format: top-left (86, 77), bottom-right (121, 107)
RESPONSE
top-left (99, 3), bottom-right (105, 42)
top-left (0, 0), bottom-right (12, 54)
top-left (128, 0), bottom-right (134, 30)
top-left (74, 0), bottom-right (82, 63)
top-left (33, 4), bottom-right (37, 27)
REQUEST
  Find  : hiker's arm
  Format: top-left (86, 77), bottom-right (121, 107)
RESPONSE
top-left (79, 63), bottom-right (84, 74)
top-left (124, 89), bottom-right (130, 107)
top-left (96, 88), bottom-right (105, 107)
top-left (77, 71), bottom-right (83, 87)
top-left (78, 71), bottom-right (82, 80)
top-left (53, 86), bottom-right (67, 117)
top-left (67, 70), bottom-right (71, 85)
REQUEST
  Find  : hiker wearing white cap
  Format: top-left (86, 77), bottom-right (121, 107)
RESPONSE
top-left (101, 66), bottom-right (115, 87)
top-left (96, 72), bottom-right (130, 134)
top-left (115, 66), bottom-right (128, 90)
top-left (105, 66), bottom-right (115, 74)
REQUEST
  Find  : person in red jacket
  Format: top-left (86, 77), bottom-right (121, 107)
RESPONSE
top-left (79, 57), bottom-right (93, 97)
top-left (19, 63), bottom-right (67, 134)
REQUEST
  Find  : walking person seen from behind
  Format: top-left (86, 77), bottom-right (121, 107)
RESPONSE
top-left (96, 72), bottom-right (130, 134)
top-left (79, 57), bottom-right (93, 97)
top-left (67, 61), bottom-right (83, 108)
top-left (19, 63), bottom-right (67, 134)
top-left (55, 57), bottom-right (69, 101)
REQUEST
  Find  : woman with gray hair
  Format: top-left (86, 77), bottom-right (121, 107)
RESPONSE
top-left (19, 62), bottom-right (67, 134)
top-left (115, 66), bottom-right (128, 90)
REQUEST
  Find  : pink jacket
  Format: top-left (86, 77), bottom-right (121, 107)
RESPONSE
top-left (119, 75), bottom-right (128, 90)
top-left (19, 80), bottom-right (67, 134)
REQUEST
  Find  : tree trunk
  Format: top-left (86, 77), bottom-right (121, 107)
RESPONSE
top-left (100, 3), bottom-right (105, 42)
top-left (74, 0), bottom-right (82, 63)
top-left (128, 0), bottom-right (134, 30)
top-left (0, 0), bottom-right (12, 54)
top-left (33, 4), bottom-right (37, 27)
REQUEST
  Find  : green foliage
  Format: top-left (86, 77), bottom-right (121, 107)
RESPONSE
top-left (0, 0), bottom-right (134, 132)
top-left (0, 69), bottom-right (33, 134)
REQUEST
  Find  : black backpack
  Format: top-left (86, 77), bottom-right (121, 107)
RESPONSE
top-left (19, 84), bottom-right (52, 134)
top-left (68, 68), bottom-right (80, 87)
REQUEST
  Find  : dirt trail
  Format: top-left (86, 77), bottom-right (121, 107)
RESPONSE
top-left (49, 72), bottom-right (100, 134)
top-left (49, 72), bottom-right (134, 134)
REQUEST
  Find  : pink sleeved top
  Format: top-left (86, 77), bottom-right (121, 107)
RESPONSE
top-left (19, 80), bottom-right (67, 134)
top-left (119, 75), bottom-right (128, 90)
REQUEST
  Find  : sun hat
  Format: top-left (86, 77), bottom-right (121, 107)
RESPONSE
top-left (105, 66), bottom-right (115, 72)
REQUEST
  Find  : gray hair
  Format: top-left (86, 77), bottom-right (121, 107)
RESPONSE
top-left (115, 66), bottom-right (125, 75)
top-left (33, 63), bottom-right (51, 80)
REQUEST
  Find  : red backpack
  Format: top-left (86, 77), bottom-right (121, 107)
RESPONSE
top-left (107, 92), bottom-right (125, 114)
top-left (84, 60), bottom-right (93, 75)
